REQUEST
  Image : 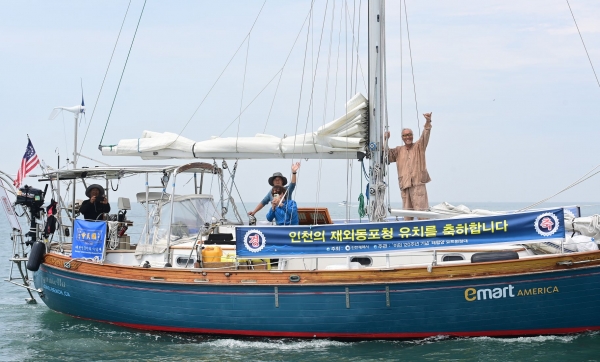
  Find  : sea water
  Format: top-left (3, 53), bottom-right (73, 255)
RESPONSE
top-left (2, 202), bottom-right (600, 361)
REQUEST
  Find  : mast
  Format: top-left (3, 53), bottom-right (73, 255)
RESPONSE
top-left (72, 110), bottom-right (79, 222)
top-left (367, 0), bottom-right (388, 221)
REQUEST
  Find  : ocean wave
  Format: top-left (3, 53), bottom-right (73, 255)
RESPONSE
top-left (201, 338), bottom-right (350, 350)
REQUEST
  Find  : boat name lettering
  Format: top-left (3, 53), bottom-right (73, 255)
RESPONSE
top-left (42, 276), bottom-right (66, 288)
top-left (517, 286), bottom-right (559, 296)
top-left (43, 284), bottom-right (71, 297)
top-left (465, 285), bottom-right (559, 301)
top-left (465, 285), bottom-right (515, 301)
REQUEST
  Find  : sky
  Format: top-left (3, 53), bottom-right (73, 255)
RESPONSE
top-left (1, 0), bottom-right (600, 208)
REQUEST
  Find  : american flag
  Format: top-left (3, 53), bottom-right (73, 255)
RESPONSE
top-left (14, 139), bottom-right (40, 188)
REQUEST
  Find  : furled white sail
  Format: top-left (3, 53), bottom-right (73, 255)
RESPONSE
top-left (101, 93), bottom-right (368, 160)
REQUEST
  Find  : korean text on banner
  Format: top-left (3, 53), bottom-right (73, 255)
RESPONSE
top-left (236, 208), bottom-right (566, 257)
top-left (72, 219), bottom-right (106, 262)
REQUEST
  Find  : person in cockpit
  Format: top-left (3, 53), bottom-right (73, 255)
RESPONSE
top-left (248, 162), bottom-right (300, 217)
top-left (79, 184), bottom-right (111, 221)
top-left (266, 185), bottom-right (299, 225)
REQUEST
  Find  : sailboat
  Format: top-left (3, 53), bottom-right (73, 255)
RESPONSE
top-left (6, 0), bottom-right (600, 339)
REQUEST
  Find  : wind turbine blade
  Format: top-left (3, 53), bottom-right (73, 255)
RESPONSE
top-left (48, 108), bottom-right (62, 120)
top-left (80, 78), bottom-right (85, 112)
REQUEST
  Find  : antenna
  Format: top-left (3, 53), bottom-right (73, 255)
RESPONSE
top-left (48, 88), bottom-right (86, 223)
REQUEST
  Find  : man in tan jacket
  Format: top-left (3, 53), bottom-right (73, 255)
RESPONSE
top-left (386, 112), bottom-right (433, 220)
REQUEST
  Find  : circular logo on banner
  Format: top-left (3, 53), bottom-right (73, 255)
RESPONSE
top-left (534, 212), bottom-right (560, 237)
top-left (564, 209), bottom-right (575, 220)
top-left (243, 229), bottom-right (266, 253)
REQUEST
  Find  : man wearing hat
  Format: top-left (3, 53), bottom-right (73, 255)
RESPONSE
top-left (248, 162), bottom-right (300, 217)
top-left (79, 184), bottom-right (111, 221)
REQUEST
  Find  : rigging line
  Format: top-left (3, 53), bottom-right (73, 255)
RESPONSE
top-left (263, 71), bottom-right (285, 133)
top-left (224, 4), bottom-right (314, 137)
top-left (343, 2), bottom-right (367, 91)
top-left (263, 9), bottom-right (314, 133)
top-left (332, 1), bottom-right (344, 127)
top-left (81, 0), bottom-right (131, 153)
top-left (228, 170), bottom-right (249, 215)
top-left (400, 0), bottom-right (403, 130)
top-left (311, 0), bottom-right (314, 135)
top-left (292, 2), bottom-right (313, 205)
top-left (382, 1), bottom-right (391, 209)
top-left (218, 69), bottom-right (282, 136)
top-left (521, 169), bottom-right (600, 211)
top-left (566, 0), bottom-right (600, 89)
top-left (99, 0), bottom-right (146, 146)
top-left (236, 34), bottom-right (251, 153)
top-left (182, 175), bottom-right (195, 187)
top-left (316, 0), bottom-right (344, 212)
top-left (350, 0), bottom-right (356, 96)
top-left (519, 163), bottom-right (600, 211)
top-left (403, 0), bottom-right (421, 137)
top-left (322, 0), bottom-right (337, 129)
top-left (301, 0), bottom-right (330, 158)
top-left (315, 0), bottom-right (338, 211)
top-left (354, 0), bottom-right (362, 95)
top-left (174, 0), bottom-right (267, 143)
top-left (291, 0), bottom-right (315, 157)
top-left (345, 0), bottom-right (349, 220)
top-left (219, 6), bottom-right (324, 137)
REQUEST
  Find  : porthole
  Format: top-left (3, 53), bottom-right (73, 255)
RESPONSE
top-left (442, 254), bottom-right (464, 262)
top-left (350, 256), bottom-right (373, 267)
top-left (176, 257), bottom-right (195, 266)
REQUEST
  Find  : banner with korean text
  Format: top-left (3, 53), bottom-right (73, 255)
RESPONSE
top-left (236, 208), bottom-right (565, 257)
top-left (72, 219), bottom-right (106, 262)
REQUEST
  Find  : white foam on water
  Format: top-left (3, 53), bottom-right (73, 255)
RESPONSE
top-left (471, 335), bottom-right (578, 344)
top-left (201, 338), bottom-right (350, 351)
top-left (395, 335), bottom-right (452, 345)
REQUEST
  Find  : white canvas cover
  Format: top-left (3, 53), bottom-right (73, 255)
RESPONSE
top-left (101, 94), bottom-right (368, 160)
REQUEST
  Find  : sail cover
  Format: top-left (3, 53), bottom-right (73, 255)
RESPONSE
top-left (101, 94), bottom-right (368, 160)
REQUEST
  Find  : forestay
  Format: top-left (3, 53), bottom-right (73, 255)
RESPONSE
top-left (101, 93), bottom-right (368, 160)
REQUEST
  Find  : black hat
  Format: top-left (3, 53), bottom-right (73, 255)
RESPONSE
top-left (268, 172), bottom-right (288, 186)
top-left (85, 184), bottom-right (105, 198)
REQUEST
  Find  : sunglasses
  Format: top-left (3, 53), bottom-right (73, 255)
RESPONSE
top-left (402, 133), bottom-right (413, 138)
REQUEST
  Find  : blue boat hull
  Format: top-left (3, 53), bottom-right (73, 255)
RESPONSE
top-left (33, 257), bottom-right (600, 339)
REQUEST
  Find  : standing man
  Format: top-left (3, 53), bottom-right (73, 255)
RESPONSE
top-left (386, 112), bottom-right (433, 220)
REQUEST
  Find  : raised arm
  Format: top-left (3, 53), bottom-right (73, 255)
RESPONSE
top-left (290, 162), bottom-right (300, 184)
top-left (419, 112), bottom-right (433, 149)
